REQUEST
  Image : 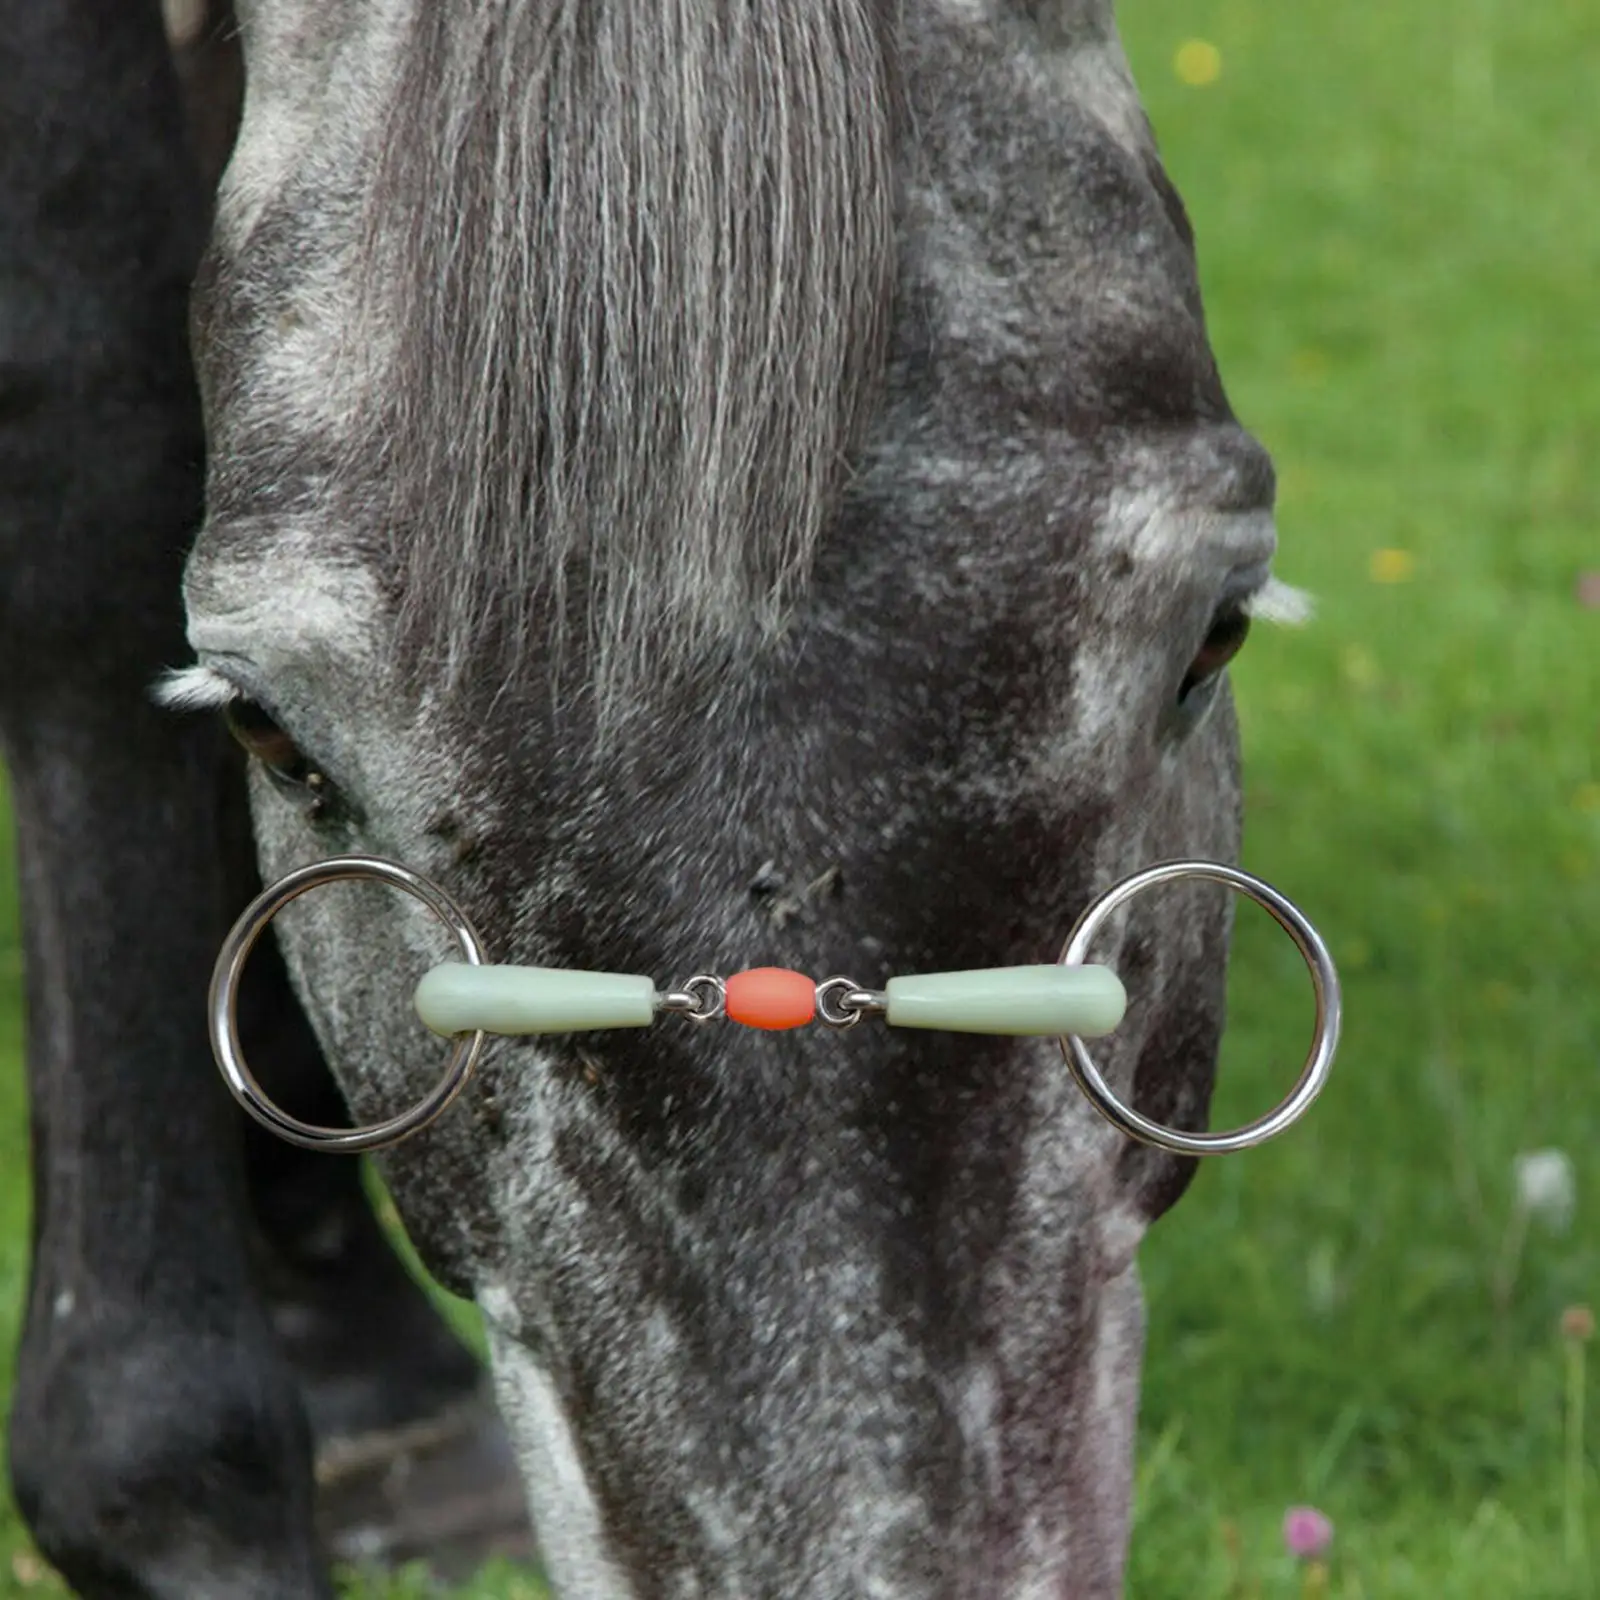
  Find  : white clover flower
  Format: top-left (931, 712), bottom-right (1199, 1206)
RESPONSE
top-left (1514, 1149), bottom-right (1576, 1234)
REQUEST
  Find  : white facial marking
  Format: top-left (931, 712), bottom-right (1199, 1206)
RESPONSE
top-left (1036, 489), bottom-right (1281, 753)
top-left (252, 266), bottom-right (388, 434)
top-left (955, 1361), bottom-right (1002, 1497)
top-left (220, 0), bottom-right (414, 243)
top-left (481, 1295), bottom-right (639, 1600)
top-left (1072, 1264), bottom-right (1143, 1583)
top-left (1033, 17), bottom-right (1153, 161)
top-left (184, 531), bottom-right (382, 673)
top-left (1110, 492), bottom-right (1278, 572)
top-left (1098, 1201), bottom-right (1148, 1279)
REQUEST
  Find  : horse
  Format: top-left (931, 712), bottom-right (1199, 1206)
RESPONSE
top-left (3, 0), bottom-right (1297, 1593)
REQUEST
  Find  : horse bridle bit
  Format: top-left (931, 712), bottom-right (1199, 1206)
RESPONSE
top-left (209, 858), bottom-right (1341, 1157)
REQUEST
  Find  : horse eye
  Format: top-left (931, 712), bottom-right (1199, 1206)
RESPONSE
top-left (223, 699), bottom-right (332, 815)
top-left (1179, 604), bottom-right (1251, 705)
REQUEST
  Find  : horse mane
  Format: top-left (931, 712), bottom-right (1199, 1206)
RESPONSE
top-left (365, 0), bottom-right (899, 705)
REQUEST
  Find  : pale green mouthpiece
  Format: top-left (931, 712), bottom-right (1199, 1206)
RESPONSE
top-left (884, 964), bottom-right (1127, 1037)
top-left (415, 963), bottom-right (657, 1036)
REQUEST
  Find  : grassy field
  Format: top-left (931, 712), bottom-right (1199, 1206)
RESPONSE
top-left (3, 0), bottom-right (1598, 1595)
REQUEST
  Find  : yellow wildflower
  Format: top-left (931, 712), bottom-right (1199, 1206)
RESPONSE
top-left (1369, 548), bottom-right (1416, 583)
top-left (1174, 39), bottom-right (1223, 87)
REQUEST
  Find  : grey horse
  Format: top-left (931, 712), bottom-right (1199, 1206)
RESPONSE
top-left (5, 0), bottom-right (1294, 1594)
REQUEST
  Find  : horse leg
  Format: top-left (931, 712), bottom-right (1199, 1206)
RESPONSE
top-left (2, 724), bottom-right (332, 1599)
top-left (0, 3), bottom-right (327, 1593)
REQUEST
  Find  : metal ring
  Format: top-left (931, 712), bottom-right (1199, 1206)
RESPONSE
top-left (675, 974), bottom-right (727, 1023)
top-left (209, 856), bottom-right (489, 1153)
top-left (815, 975), bottom-right (872, 1029)
top-left (1057, 860), bottom-right (1341, 1155)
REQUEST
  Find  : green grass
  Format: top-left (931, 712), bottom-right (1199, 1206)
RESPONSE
top-left (3, 0), bottom-right (1598, 1594)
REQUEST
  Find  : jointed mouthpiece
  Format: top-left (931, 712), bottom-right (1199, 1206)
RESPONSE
top-left (411, 961), bottom-right (1129, 1040)
top-left (208, 856), bottom-right (1341, 1158)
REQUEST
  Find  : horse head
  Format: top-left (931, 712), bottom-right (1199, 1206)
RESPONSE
top-left (172, 2), bottom-right (1286, 1591)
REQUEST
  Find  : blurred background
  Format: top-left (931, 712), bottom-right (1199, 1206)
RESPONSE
top-left (1, 1), bottom-right (1596, 1595)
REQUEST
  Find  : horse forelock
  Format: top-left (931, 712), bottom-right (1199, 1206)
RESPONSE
top-left (359, 0), bottom-right (899, 707)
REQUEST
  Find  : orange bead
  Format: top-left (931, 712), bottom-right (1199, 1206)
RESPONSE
top-left (724, 968), bottom-right (816, 1030)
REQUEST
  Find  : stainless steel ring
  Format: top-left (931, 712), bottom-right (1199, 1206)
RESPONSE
top-left (677, 974), bottom-right (728, 1023)
top-left (1057, 860), bottom-right (1341, 1156)
top-left (815, 975), bottom-right (869, 1029)
top-left (208, 856), bottom-right (489, 1154)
